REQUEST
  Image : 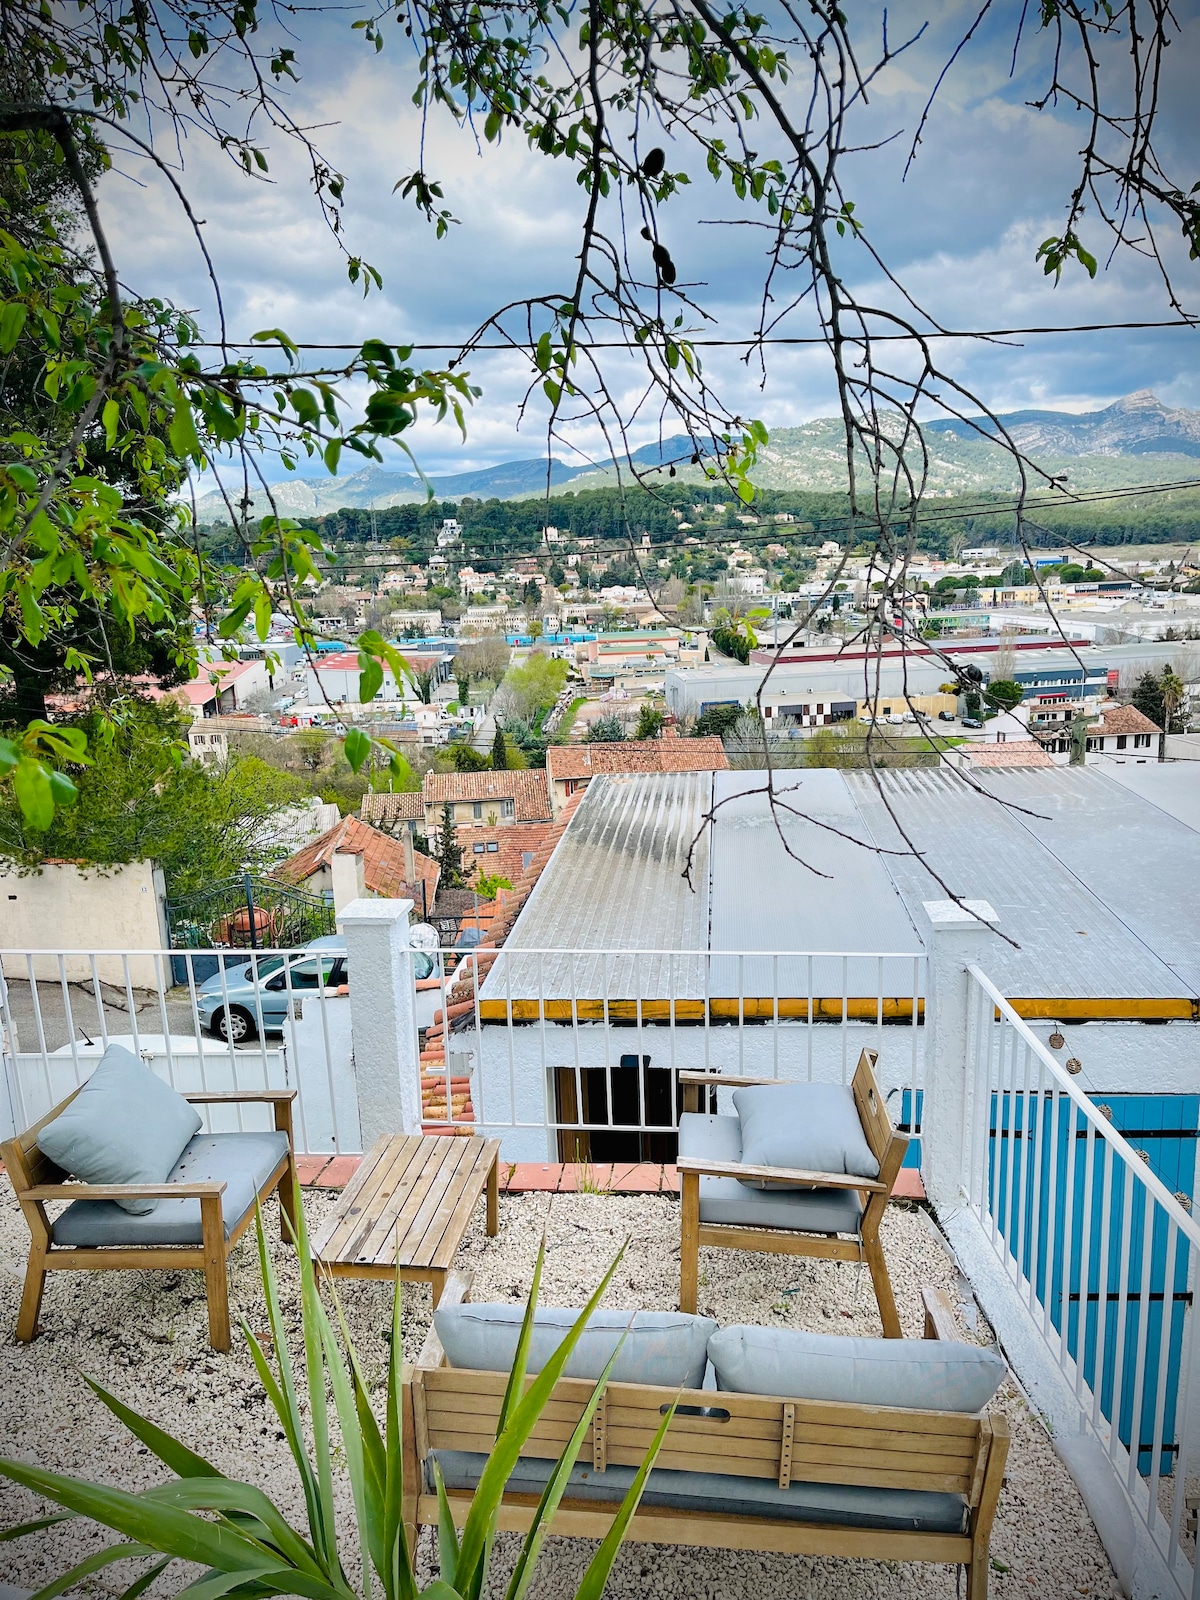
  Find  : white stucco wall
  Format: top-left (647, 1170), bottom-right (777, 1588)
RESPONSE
top-left (0, 860), bottom-right (168, 986)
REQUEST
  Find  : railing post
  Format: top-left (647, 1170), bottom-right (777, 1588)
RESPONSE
top-left (921, 898), bottom-right (1000, 1210)
top-left (336, 897), bottom-right (421, 1143)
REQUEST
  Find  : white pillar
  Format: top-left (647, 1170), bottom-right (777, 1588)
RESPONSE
top-left (920, 898), bottom-right (1000, 1209)
top-left (336, 897), bottom-right (421, 1142)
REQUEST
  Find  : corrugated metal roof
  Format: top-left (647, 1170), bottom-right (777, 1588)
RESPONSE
top-left (848, 768), bottom-right (1191, 999)
top-left (481, 771), bottom-right (711, 1000)
top-left (1100, 760), bottom-right (1200, 834)
top-left (707, 770), bottom-right (923, 998)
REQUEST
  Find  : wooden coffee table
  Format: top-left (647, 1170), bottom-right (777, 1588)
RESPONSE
top-left (311, 1133), bottom-right (501, 1304)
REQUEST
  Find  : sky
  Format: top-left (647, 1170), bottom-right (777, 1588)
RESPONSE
top-left (96, 0), bottom-right (1200, 481)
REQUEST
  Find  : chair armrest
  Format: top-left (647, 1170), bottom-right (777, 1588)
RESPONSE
top-left (921, 1286), bottom-right (960, 1343)
top-left (675, 1155), bottom-right (886, 1193)
top-left (184, 1091), bottom-right (297, 1105)
top-left (678, 1072), bottom-right (784, 1090)
top-left (27, 1180), bottom-right (228, 1201)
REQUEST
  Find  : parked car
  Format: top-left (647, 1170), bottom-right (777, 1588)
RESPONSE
top-left (961, 716), bottom-right (984, 729)
top-left (938, 710), bottom-right (957, 722)
top-left (197, 935), bottom-right (436, 1042)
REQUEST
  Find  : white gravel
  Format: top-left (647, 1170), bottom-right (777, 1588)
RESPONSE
top-left (0, 1179), bottom-right (1121, 1600)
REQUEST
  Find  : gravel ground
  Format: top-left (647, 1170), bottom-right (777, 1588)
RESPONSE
top-left (0, 1179), bottom-right (1121, 1600)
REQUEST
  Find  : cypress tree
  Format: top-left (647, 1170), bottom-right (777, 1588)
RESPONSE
top-left (492, 722), bottom-right (508, 769)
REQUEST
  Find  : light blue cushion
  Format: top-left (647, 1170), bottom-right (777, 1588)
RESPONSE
top-left (52, 1131), bottom-right (290, 1246)
top-left (434, 1303), bottom-right (716, 1389)
top-left (427, 1450), bottom-right (967, 1535)
top-left (38, 1045), bottom-right (202, 1214)
top-left (734, 1083), bottom-right (880, 1186)
top-left (709, 1324), bottom-right (1006, 1413)
top-left (678, 1113), bottom-right (864, 1234)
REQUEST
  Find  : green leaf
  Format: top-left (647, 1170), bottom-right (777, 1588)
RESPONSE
top-left (47, 770), bottom-right (78, 807)
top-left (0, 1514), bottom-right (74, 1543)
top-left (572, 1397), bottom-right (678, 1600)
top-left (344, 727), bottom-right (371, 772)
top-left (358, 654), bottom-right (383, 702)
top-left (6, 462), bottom-right (38, 491)
top-left (360, 339), bottom-right (395, 368)
top-left (83, 1379), bottom-right (223, 1482)
top-left (29, 1542), bottom-right (158, 1600)
top-left (0, 301), bottom-right (28, 353)
top-left (13, 758), bottom-right (53, 830)
top-left (102, 397), bottom-right (121, 449)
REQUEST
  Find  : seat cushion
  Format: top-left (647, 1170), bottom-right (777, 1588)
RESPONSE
top-left (38, 1044), bottom-right (202, 1214)
top-left (52, 1131), bottom-right (290, 1247)
top-left (709, 1324), bottom-right (1007, 1413)
top-left (678, 1113), bottom-right (863, 1234)
top-left (427, 1449), bottom-right (967, 1536)
top-left (435, 1303), bottom-right (716, 1389)
top-left (734, 1083), bottom-right (880, 1187)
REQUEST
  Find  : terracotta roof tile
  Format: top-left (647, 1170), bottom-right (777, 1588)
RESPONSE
top-left (277, 814), bottom-right (440, 904)
top-left (546, 737), bottom-right (728, 781)
top-left (422, 768), bottom-right (552, 820)
top-left (458, 822), bottom-right (558, 888)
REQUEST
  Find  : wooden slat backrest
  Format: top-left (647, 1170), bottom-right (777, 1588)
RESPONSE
top-left (851, 1049), bottom-right (904, 1170)
top-left (419, 1367), bottom-right (987, 1501)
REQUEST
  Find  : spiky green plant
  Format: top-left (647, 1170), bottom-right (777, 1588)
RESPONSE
top-left (0, 1187), bottom-right (675, 1600)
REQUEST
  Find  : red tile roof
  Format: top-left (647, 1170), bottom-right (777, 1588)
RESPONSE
top-left (959, 740), bottom-right (1056, 769)
top-left (422, 769), bottom-right (552, 821)
top-left (458, 822), bottom-right (559, 888)
top-left (1095, 704), bottom-right (1161, 736)
top-left (359, 791), bottom-right (425, 826)
top-left (277, 814), bottom-right (440, 904)
top-left (545, 737), bottom-right (728, 781)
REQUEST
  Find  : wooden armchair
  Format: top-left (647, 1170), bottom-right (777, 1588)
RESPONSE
top-left (1, 1088), bottom-right (297, 1352)
top-left (677, 1049), bottom-right (908, 1337)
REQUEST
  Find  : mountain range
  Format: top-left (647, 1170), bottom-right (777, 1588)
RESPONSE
top-left (194, 391), bottom-right (1200, 522)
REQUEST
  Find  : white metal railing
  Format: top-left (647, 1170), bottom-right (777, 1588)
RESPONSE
top-left (964, 966), bottom-right (1200, 1599)
top-left (1, 945), bottom-right (926, 1159)
top-left (0, 948), bottom-right (358, 1154)
top-left (418, 945), bottom-right (925, 1157)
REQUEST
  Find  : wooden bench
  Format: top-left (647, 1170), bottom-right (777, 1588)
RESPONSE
top-left (1, 1088), bottom-right (297, 1352)
top-left (677, 1049), bottom-right (909, 1337)
top-left (403, 1280), bottom-right (1009, 1599)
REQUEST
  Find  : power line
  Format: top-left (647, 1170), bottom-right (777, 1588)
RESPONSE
top-left (188, 317), bottom-right (1199, 354)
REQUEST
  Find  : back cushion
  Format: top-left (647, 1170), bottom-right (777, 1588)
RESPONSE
top-left (709, 1324), bottom-right (1006, 1414)
top-left (734, 1083), bottom-right (880, 1188)
top-left (38, 1044), bottom-right (202, 1215)
top-left (435, 1304), bottom-right (717, 1390)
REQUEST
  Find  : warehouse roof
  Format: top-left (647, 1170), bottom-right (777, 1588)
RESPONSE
top-left (490, 763), bottom-right (1200, 1002)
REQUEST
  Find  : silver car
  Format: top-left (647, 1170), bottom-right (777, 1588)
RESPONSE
top-left (197, 935), bottom-right (436, 1042)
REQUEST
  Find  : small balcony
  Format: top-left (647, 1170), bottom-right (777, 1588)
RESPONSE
top-left (1, 919), bottom-right (1197, 1599)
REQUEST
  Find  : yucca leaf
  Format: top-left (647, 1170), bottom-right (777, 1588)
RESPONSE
top-left (383, 1272), bottom-right (416, 1600)
top-left (504, 1331), bottom-right (630, 1600)
top-left (84, 1378), bottom-right (223, 1480)
top-left (313, 1294), bottom-right (373, 1600)
top-left (494, 1235), bottom-right (545, 1442)
top-left (29, 1540), bottom-right (156, 1600)
top-left (572, 1397), bottom-right (678, 1600)
top-left (252, 1205), bottom-right (326, 1562)
top-left (115, 1555), bottom-right (171, 1600)
top-left (142, 1480), bottom-right (324, 1577)
top-left (173, 1565), bottom-right (293, 1600)
top-left (420, 1585), bottom-right (464, 1600)
top-left (292, 1198), bottom-right (341, 1575)
top-left (453, 1243), bottom-right (627, 1587)
top-left (0, 1457), bottom-right (284, 1573)
top-left (326, 1278), bottom-right (392, 1593)
top-left (433, 1459), bottom-right (460, 1582)
top-left (0, 1513), bottom-right (74, 1542)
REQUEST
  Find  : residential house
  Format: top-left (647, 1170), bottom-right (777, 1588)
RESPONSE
top-left (277, 814), bottom-right (440, 917)
top-left (420, 769), bottom-right (553, 831)
top-left (544, 734), bottom-right (729, 815)
top-left (1034, 702), bottom-right (1161, 759)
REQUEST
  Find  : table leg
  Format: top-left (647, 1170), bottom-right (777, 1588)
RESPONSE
top-left (486, 1154), bottom-right (499, 1236)
top-left (430, 1269), bottom-right (447, 1307)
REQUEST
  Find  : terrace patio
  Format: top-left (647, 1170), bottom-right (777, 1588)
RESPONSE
top-left (0, 1179), bottom-right (1122, 1600)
